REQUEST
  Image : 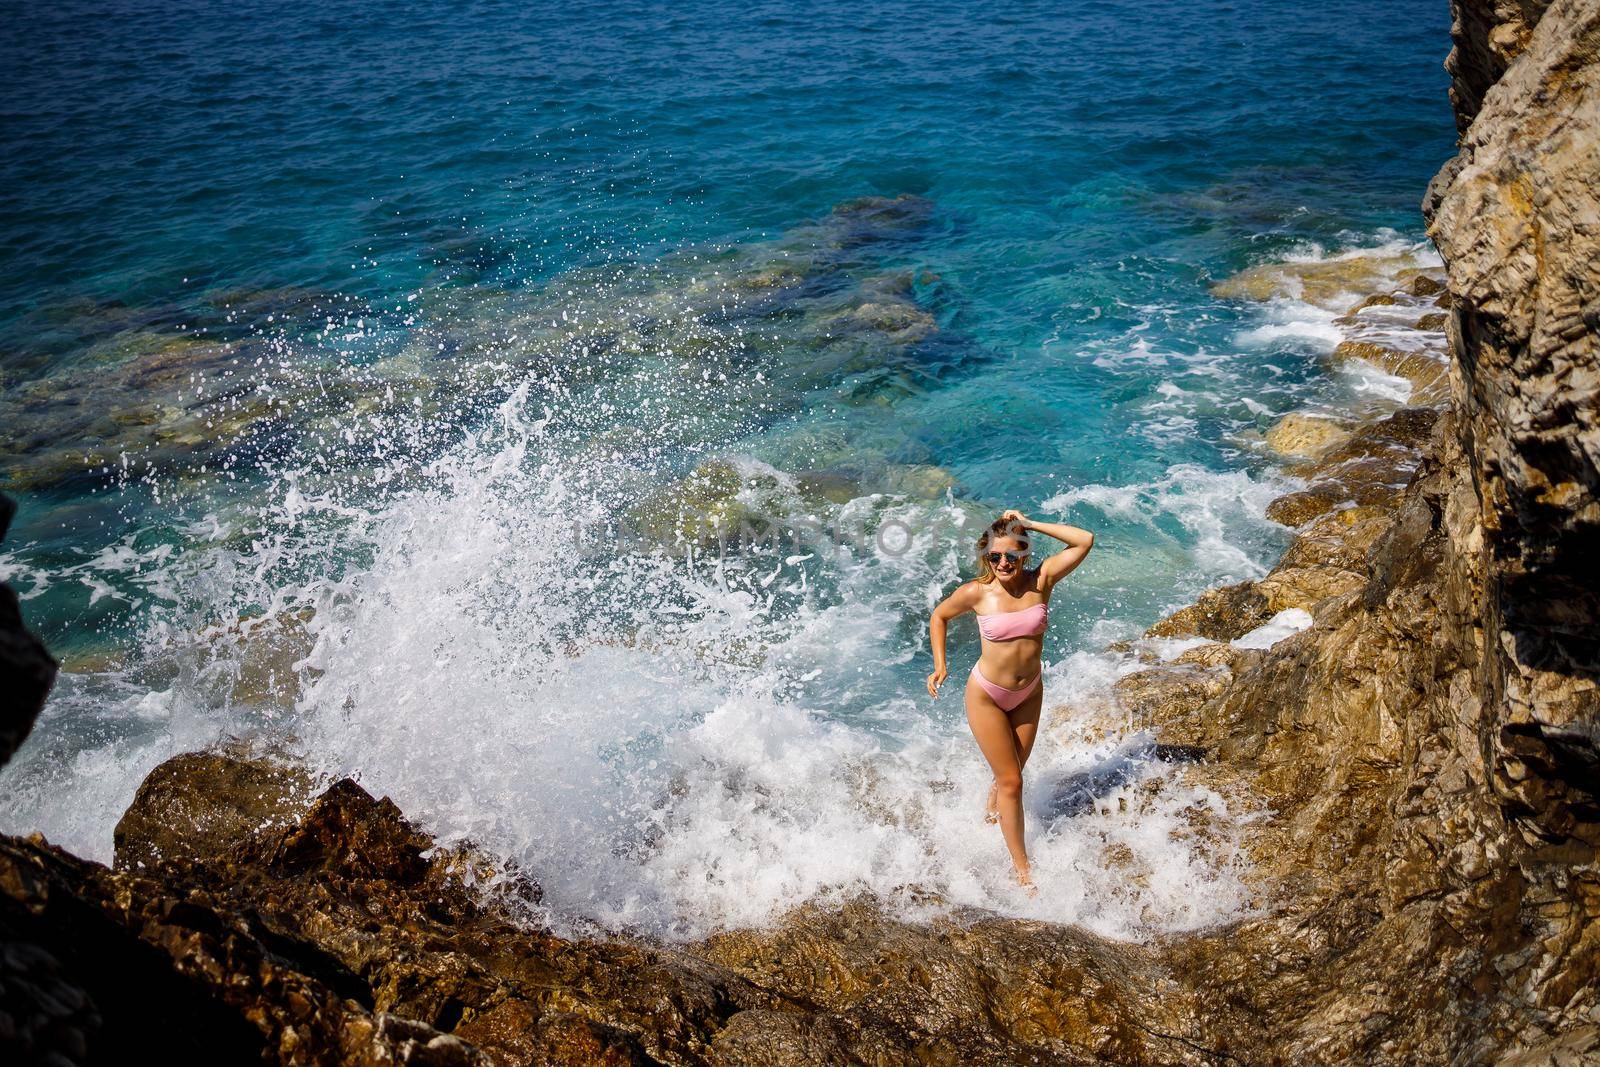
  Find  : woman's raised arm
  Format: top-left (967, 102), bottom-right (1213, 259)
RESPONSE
top-left (1002, 509), bottom-right (1094, 592)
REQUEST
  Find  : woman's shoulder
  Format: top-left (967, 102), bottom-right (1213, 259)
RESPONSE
top-left (937, 579), bottom-right (984, 609)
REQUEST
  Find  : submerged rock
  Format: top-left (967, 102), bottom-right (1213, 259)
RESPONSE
top-left (828, 299), bottom-right (937, 344)
top-left (1331, 338), bottom-right (1450, 401)
top-left (1264, 411), bottom-right (1355, 459)
top-left (814, 194), bottom-right (936, 249)
top-left (2, 194), bottom-right (959, 495)
top-left (1210, 249), bottom-right (1433, 308)
top-left (624, 458), bottom-right (793, 550)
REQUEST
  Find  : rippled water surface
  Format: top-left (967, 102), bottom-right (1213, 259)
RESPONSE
top-left (1, 0), bottom-right (1453, 938)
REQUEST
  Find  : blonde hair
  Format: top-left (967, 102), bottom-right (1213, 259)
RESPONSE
top-left (974, 516), bottom-right (1030, 584)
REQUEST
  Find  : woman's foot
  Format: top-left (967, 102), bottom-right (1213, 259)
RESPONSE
top-left (984, 782), bottom-right (1000, 825)
top-left (1015, 866), bottom-right (1036, 898)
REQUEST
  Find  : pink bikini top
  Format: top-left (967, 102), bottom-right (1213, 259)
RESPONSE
top-left (976, 602), bottom-right (1048, 641)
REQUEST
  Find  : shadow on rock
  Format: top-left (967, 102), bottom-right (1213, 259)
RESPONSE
top-left (1038, 740), bottom-right (1207, 822)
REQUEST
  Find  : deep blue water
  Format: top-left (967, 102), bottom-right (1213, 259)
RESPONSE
top-left (3, 0), bottom-right (1454, 632)
top-left (0, 0), bottom-right (1457, 931)
top-left (3, 0), bottom-right (1447, 313)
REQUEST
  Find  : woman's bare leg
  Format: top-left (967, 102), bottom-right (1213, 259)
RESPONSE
top-left (987, 681), bottom-right (1043, 823)
top-left (1011, 684), bottom-right (1043, 769)
top-left (966, 674), bottom-right (1031, 883)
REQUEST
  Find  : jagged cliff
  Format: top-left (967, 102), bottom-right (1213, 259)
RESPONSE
top-left (3, 1), bottom-right (1597, 1063)
top-left (1146, 0), bottom-right (1600, 1055)
top-left (1433, 0), bottom-right (1600, 839)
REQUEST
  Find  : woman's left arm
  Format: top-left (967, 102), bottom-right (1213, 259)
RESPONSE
top-left (1002, 510), bottom-right (1094, 592)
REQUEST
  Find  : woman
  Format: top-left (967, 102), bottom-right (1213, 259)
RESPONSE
top-left (926, 509), bottom-right (1094, 889)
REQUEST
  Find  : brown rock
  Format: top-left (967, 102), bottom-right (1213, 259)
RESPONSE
top-left (1113, 663), bottom-right (1235, 735)
top-left (1266, 486), bottom-right (1344, 527)
top-left (1430, 0), bottom-right (1600, 836)
top-left (1265, 408), bottom-right (1443, 531)
top-left (697, 899), bottom-right (1188, 1065)
top-left (1264, 412), bottom-right (1355, 459)
top-left (1253, 565), bottom-right (1366, 611)
top-left (12, 759), bottom-right (767, 1066)
top-left (114, 748), bottom-right (317, 872)
top-left (6, 6), bottom-right (1600, 1066)
top-left (1346, 292), bottom-right (1399, 313)
top-left (1300, 411), bottom-right (1437, 487)
top-left (1174, 640), bottom-right (1259, 673)
top-left (267, 778), bottom-right (433, 884)
top-left (15, 752), bottom-right (1240, 1065)
top-left (0, 835), bottom-right (273, 1065)
top-left (1145, 580), bottom-right (1272, 640)
top-left (1443, 0), bottom-right (1552, 132)
top-left (1331, 339), bottom-right (1450, 399)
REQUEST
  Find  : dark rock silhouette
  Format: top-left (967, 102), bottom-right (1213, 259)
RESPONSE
top-left (0, 494), bottom-right (56, 769)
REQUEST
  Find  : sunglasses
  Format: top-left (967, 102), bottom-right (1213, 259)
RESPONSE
top-left (986, 550), bottom-right (1027, 565)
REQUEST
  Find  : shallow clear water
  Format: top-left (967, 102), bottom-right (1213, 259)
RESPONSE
top-left (1, 0), bottom-right (1453, 938)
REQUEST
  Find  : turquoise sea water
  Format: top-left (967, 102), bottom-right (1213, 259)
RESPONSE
top-left (1, 0), bottom-right (1455, 936)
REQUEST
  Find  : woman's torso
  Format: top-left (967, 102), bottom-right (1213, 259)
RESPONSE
top-left (973, 575), bottom-right (1049, 687)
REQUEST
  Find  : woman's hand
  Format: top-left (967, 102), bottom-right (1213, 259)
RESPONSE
top-left (1001, 508), bottom-right (1031, 529)
top-left (926, 667), bottom-right (948, 699)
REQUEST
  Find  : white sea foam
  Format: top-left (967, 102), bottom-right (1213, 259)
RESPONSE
top-left (1338, 359), bottom-right (1414, 404)
top-left (1232, 608), bottom-right (1314, 650)
top-left (1222, 231), bottom-right (1448, 434)
top-left (272, 393), bottom-right (1255, 938)
top-left (2, 384), bottom-right (1263, 943)
top-left (1233, 304), bottom-right (1345, 349)
top-left (1041, 464), bottom-right (1294, 590)
top-left (1278, 230), bottom-right (1436, 265)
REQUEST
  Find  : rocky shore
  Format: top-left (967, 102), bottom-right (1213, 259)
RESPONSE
top-left (5, 0), bottom-right (1598, 1063)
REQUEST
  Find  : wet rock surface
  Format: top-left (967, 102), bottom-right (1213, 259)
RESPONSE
top-left (6, 756), bottom-right (752, 1065)
top-left (112, 747), bottom-right (319, 872)
top-left (2, 751), bottom-right (1222, 1066)
top-left (1262, 412), bottom-right (1353, 460)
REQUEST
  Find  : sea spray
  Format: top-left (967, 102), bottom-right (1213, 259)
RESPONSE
top-left (2, 360), bottom-right (1263, 940)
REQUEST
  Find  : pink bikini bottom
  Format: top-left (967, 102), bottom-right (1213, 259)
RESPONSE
top-left (970, 663), bottom-right (1041, 712)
